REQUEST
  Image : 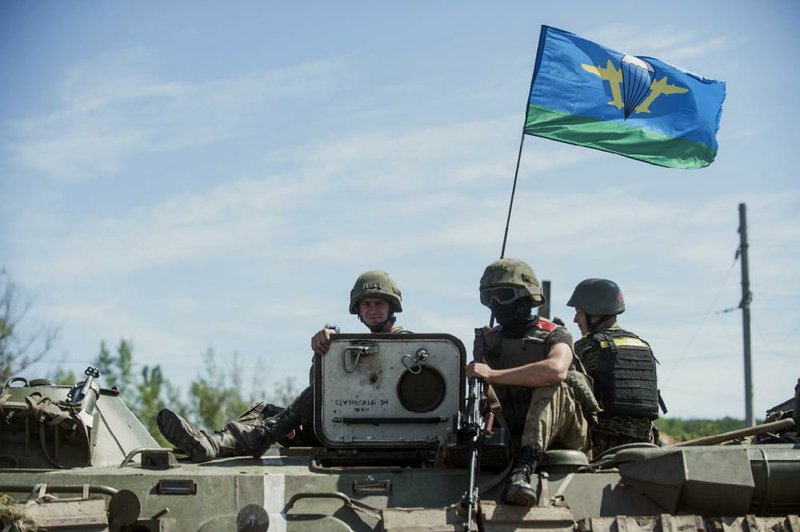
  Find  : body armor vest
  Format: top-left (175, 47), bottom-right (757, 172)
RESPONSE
top-left (583, 328), bottom-right (661, 419)
top-left (484, 319), bottom-right (553, 432)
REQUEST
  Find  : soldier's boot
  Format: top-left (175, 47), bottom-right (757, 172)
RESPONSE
top-left (157, 409), bottom-right (240, 463)
top-left (503, 445), bottom-right (541, 506)
top-left (227, 386), bottom-right (313, 458)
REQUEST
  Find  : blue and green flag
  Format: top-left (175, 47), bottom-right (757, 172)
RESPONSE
top-left (525, 26), bottom-right (726, 169)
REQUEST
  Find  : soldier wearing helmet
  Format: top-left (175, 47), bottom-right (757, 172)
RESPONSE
top-left (157, 270), bottom-right (409, 463)
top-left (466, 258), bottom-right (596, 507)
top-left (567, 278), bottom-right (664, 457)
top-left (310, 270), bottom-right (404, 355)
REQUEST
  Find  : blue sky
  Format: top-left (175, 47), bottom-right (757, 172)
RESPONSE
top-left (2, 1), bottom-right (798, 419)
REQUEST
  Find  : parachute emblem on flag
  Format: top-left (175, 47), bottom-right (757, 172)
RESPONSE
top-left (621, 55), bottom-right (655, 119)
top-left (581, 55), bottom-right (689, 120)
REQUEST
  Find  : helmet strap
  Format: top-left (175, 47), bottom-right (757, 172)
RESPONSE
top-left (587, 314), bottom-right (616, 333)
top-left (360, 314), bottom-right (397, 333)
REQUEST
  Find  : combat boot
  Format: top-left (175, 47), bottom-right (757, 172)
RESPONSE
top-left (227, 387), bottom-right (313, 458)
top-left (157, 409), bottom-right (239, 463)
top-left (503, 445), bottom-right (541, 506)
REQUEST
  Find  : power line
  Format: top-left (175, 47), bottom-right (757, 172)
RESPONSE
top-left (634, 311), bottom-right (727, 322)
top-left (752, 318), bottom-right (791, 358)
top-left (662, 256), bottom-right (738, 386)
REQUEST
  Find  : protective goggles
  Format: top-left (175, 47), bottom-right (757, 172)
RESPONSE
top-left (480, 286), bottom-right (527, 306)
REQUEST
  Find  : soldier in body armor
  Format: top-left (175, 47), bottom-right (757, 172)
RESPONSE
top-left (466, 258), bottom-right (596, 507)
top-left (157, 270), bottom-right (408, 462)
top-left (567, 278), bottom-right (664, 457)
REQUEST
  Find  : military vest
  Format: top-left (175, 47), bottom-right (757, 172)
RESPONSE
top-left (580, 328), bottom-right (661, 419)
top-left (483, 318), bottom-right (557, 431)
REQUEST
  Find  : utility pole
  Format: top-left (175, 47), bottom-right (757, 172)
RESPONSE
top-left (738, 203), bottom-right (754, 427)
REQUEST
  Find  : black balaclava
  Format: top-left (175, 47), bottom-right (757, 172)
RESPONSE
top-left (491, 298), bottom-right (535, 338)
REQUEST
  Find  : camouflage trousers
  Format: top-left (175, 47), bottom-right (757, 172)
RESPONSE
top-left (234, 386), bottom-right (318, 447)
top-left (235, 401), bottom-right (284, 425)
top-left (590, 416), bottom-right (660, 458)
top-left (521, 382), bottom-right (591, 456)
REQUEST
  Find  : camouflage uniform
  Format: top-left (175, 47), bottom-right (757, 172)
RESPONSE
top-left (588, 417), bottom-right (659, 457)
top-left (483, 319), bottom-right (591, 454)
top-left (475, 258), bottom-right (600, 506)
top-left (575, 324), bottom-right (660, 457)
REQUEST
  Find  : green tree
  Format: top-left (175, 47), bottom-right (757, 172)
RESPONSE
top-left (52, 366), bottom-right (78, 385)
top-left (92, 338), bottom-right (186, 444)
top-left (95, 341), bottom-right (114, 383)
top-left (189, 349), bottom-right (252, 430)
top-left (94, 339), bottom-right (135, 392)
top-left (117, 339), bottom-right (135, 392)
top-left (135, 365), bottom-right (180, 447)
top-left (0, 268), bottom-right (59, 381)
top-left (655, 416), bottom-right (751, 442)
top-left (265, 376), bottom-right (301, 406)
top-left (79, 339), bottom-right (292, 444)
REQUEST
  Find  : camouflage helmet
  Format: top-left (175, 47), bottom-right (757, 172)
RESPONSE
top-left (479, 258), bottom-right (545, 307)
top-left (349, 270), bottom-right (403, 314)
top-left (567, 278), bottom-right (625, 315)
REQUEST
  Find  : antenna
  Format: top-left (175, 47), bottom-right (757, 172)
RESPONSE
top-left (540, 280), bottom-right (551, 319)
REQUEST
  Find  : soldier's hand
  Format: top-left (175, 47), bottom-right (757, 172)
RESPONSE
top-left (465, 361), bottom-right (495, 383)
top-left (311, 328), bottom-right (337, 356)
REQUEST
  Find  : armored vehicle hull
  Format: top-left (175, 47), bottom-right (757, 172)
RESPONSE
top-left (1, 336), bottom-right (798, 531)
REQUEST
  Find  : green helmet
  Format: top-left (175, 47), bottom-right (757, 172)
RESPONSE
top-left (567, 278), bottom-right (625, 315)
top-left (479, 258), bottom-right (545, 308)
top-left (349, 270), bottom-right (403, 314)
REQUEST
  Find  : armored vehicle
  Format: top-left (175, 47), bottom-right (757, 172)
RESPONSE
top-left (1, 334), bottom-right (798, 531)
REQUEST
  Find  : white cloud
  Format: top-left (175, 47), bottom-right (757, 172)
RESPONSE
top-left (57, 48), bottom-right (187, 116)
top-left (11, 121), bottom-right (145, 180)
top-left (589, 25), bottom-right (731, 67)
top-left (3, 51), bottom-right (346, 182)
top-left (279, 116), bottom-right (595, 193)
top-left (44, 298), bottom-right (200, 365)
top-left (663, 36), bottom-right (729, 63)
top-left (21, 177), bottom-right (301, 279)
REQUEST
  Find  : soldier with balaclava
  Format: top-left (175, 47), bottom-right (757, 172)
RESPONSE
top-left (466, 258), bottom-right (597, 507)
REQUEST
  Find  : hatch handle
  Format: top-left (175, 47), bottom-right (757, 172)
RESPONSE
top-left (401, 348), bottom-right (429, 374)
top-left (343, 343), bottom-right (378, 374)
top-left (120, 448), bottom-right (178, 468)
top-left (283, 491), bottom-right (381, 520)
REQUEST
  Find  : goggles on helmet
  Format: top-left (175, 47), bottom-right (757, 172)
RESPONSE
top-left (480, 285), bottom-right (528, 306)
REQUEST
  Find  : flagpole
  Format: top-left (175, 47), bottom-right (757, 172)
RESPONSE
top-left (501, 26), bottom-right (543, 259)
top-left (500, 131), bottom-right (527, 259)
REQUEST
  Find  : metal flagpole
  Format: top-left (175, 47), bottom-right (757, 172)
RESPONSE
top-left (500, 131), bottom-right (527, 259)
